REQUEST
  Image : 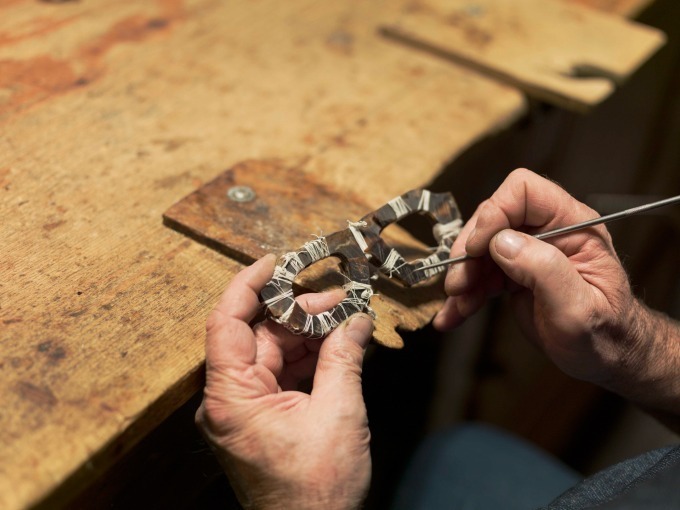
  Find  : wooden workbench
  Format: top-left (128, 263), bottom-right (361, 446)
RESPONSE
top-left (0, 0), bottom-right (660, 507)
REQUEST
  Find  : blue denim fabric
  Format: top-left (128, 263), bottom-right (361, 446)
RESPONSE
top-left (392, 423), bottom-right (680, 510)
top-left (391, 423), bottom-right (581, 510)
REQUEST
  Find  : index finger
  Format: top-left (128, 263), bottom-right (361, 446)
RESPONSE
top-left (445, 205), bottom-right (483, 296)
top-left (204, 254), bottom-right (279, 397)
top-left (207, 254), bottom-right (277, 332)
top-left (466, 169), bottom-right (598, 257)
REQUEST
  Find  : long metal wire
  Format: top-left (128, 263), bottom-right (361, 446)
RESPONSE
top-left (415, 194), bottom-right (680, 272)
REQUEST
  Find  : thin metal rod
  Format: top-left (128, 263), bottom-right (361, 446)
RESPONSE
top-left (415, 194), bottom-right (680, 272)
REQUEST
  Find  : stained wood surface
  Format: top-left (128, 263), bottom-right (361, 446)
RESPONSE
top-left (0, 1), bottom-right (524, 508)
top-left (382, 0), bottom-right (665, 112)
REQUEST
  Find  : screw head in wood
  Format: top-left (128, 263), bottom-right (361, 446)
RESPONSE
top-left (227, 185), bottom-right (256, 203)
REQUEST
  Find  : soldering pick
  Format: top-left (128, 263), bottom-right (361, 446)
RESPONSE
top-left (415, 194), bottom-right (680, 273)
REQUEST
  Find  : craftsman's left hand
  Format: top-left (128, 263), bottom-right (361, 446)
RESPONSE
top-left (195, 254), bottom-right (374, 510)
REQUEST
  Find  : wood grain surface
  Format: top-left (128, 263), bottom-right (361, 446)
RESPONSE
top-left (381, 0), bottom-right (665, 112)
top-left (0, 0), bottom-right (524, 508)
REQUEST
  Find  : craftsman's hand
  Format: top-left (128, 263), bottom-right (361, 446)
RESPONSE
top-left (195, 255), bottom-right (373, 510)
top-left (435, 169), bottom-right (680, 428)
top-left (434, 169), bottom-right (643, 386)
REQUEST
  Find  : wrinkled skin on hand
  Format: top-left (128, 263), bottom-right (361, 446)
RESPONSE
top-left (434, 168), bottom-right (643, 386)
top-left (196, 255), bottom-right (374, 510)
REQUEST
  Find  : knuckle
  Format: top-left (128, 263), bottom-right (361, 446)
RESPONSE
top-left (534, 248), bottom-right (567, 285)
top-left (476, 198), bottom-right (494, 219)
top-left (458, 290), bottom-right (485, 317)
top-left (509, 167), bottom-right (532, 180)
top-left (445, 265), bottom-right (471, 296)
top-left (502, 168), bottom-right (531, 191)
top-left (475, 197), bottom-right (505, 230)
top-left (444, 276), bottom-right (457, 297)
top-left (539, 244), bottom-right (564, 268)
top-left (198, 397), bottom-right (223, 429)
top-left (196, 389), bottom-right (240, 437)
top-left (194, 405), bottom-right (206, 429)
top-left (205, 308), bottom-right (224, 333)
top-left (320, 344), bottom-right (362, 371)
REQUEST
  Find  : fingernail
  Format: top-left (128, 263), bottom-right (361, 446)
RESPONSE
top-left (495, 230), bottom-right (525, 259)
top-left (345, 314), bottom-right (374, 348)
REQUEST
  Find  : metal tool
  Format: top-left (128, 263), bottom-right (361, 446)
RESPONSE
top-left (415, 194), bottom-right (680, 272)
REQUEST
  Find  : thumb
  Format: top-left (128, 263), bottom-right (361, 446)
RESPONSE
top-left (490, 230), bottom-right (591, 317)
top-left (311, 314), bottom-right (373, 411)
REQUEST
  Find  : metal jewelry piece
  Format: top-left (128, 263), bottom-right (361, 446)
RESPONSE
top-left (260, 189), bottom-right (463, 338)
top-left (350, 189), bottom-right (463, 286)
top-left (260, 231), bottom-right (373, 339)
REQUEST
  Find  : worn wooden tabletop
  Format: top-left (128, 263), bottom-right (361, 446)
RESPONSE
top-left (0, 0), bottom-right (657, 508)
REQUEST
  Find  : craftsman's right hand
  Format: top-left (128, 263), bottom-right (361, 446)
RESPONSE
top-left (435, 169), bottom-right (680, 429)
top-left (434, 169), bottom-right (641, 387)
top-left (195, 254), bottom-right (373, 510)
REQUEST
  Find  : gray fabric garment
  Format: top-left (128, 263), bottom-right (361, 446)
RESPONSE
top-left (542, 445), bottom-right (680, 509)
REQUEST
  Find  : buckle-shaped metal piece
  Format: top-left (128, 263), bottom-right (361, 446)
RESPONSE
top-left (261, 189), bottom-right (462, 338)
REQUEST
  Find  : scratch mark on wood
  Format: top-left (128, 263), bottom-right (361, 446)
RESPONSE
top-left (42, 219), bottom-right (67, 231)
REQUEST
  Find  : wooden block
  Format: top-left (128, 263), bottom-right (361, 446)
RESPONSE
top-left (163, 160), bottom-right (448, 349)
top-left (163, 160), bottom-right (370, 264)
top-left (381, 0), bottom-right (666, 112)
